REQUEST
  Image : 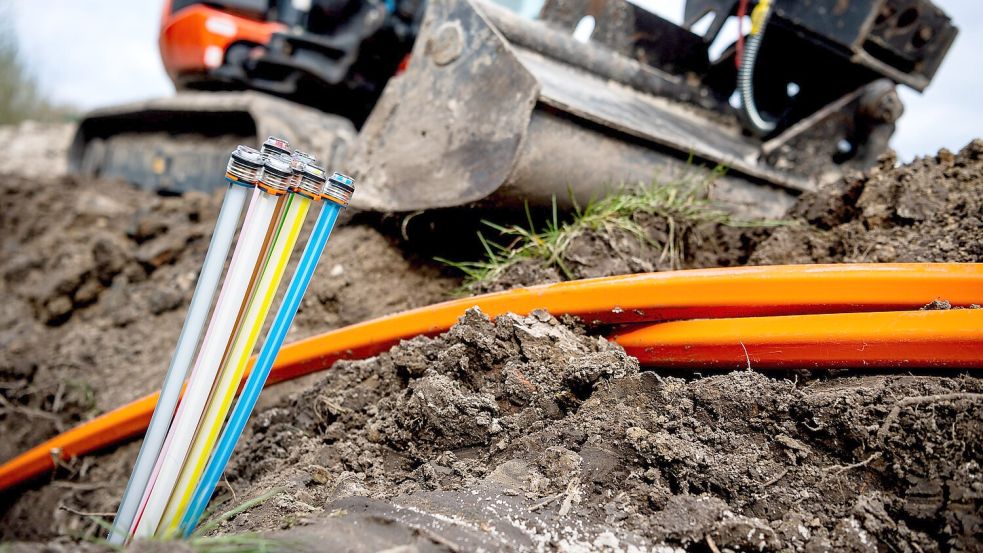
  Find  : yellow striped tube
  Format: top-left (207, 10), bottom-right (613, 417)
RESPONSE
top-left (159, 192), bottom-right (312, 534)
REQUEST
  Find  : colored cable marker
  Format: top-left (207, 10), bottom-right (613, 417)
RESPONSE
top-left (107, 146), bottom-right (261, 544)
top-left (160, 160), bottom-right (324, 535)
top-left (0, 264), bottom-right (979, 496)
top-left (181, 172), bottom-right (353, 535)
top-left (130, 140), bottom-right (295, 540)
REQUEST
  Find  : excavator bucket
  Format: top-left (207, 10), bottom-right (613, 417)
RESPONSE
top-left (69, 0), bottom-right (953, 218)
top-left (347, 0), bottom-right (912, 217)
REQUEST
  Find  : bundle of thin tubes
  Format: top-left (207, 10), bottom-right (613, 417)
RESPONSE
top-left (107, 137), bottom-right (355, 542)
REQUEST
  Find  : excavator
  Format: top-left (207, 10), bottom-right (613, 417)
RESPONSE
top-left (69, 0), bottom-right (956, 217)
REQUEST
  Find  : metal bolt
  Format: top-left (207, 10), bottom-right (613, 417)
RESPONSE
top-left (426, 21), bottom-right (464, 66)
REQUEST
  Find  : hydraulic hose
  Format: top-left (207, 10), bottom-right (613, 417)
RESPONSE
top-left (0, 264), bottom-right (979, 494)
top-left (180, 172), bottom-right (354, 536)
top-left (106, 146), bottom-right (260, 545)
top-left (130, 143), bottom-right (295, 540)
top-left (738, 0), bottom-right (776, 135)
top-left (160, 172), bottom-right (315, 535)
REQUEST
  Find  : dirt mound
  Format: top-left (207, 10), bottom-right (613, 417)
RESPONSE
top-left (753, 140), bottom-right (983, 264)
top-left (192, 309), bottom-right (981, 552)
top-left (476, 140), bottom-right (983, 294)
top-left (1, 139), bottom-right (982, 550)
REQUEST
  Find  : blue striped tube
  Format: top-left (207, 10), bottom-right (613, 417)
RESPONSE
top-left (179, 199), bottom-right (343, 535)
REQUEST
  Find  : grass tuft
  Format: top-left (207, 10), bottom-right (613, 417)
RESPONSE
top-left (438, 174), bottom-right (779, 291)
top-left (69, 488), bottom-right (290, 552)
top-left (191, 487), bottom-right (284, 538)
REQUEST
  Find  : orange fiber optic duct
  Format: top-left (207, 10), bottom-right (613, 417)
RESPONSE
top-left (0, 263), bottom-right (979, 491)
top-left (266, 263), bottom-right (982, 383)
top-left (613, 308), bottom-right (983, 369)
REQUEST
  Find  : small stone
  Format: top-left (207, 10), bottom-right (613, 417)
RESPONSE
top-left (73, 278), bottom-right (104, 305)
top-left (308, 465), bottom-right (331, 485)
top-left (43, 295), bottom-right (73, 324)
top-left (626, 427), bottom-right (649, 441)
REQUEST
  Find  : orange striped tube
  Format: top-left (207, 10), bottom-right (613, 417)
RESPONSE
top-left (0, 263), bottom-right (979, 492)
top-left (613, 309), bottom-right (983, 369)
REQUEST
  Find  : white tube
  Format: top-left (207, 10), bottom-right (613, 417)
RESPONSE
top-left (130, 187), bottom-right (281, 539)
top-left (107, 182), bottom-right (249, 544)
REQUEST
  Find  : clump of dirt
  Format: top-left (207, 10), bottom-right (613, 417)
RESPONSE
top-left (753, 140), bottom-right (983, 264)
top-left (187, 309), bottom-right (981, 552)
top-left (0, 172), bottom-right (457, 540)
top-left (225, 308), bottom-right (635, 490)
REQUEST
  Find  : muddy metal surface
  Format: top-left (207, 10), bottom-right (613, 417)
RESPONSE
top-left (0, 141), bottom-right (981, 551)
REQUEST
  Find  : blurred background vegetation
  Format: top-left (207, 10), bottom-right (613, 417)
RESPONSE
top-left (0, 3), bottom-right (75, 124)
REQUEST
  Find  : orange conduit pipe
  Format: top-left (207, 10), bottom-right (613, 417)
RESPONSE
top-left (614, 308), bottom-right (983, 369)
top-left (0, 263), bottom-right (979, 491)
top-left (0, 394), bottom-right (159, 492)
top-left (266, 263), bottom-right (983, 383)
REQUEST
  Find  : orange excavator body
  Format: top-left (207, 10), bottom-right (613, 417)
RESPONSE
top-left (158, 0), bottom-right (282, 85)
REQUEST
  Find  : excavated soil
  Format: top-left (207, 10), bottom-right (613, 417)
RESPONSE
top-left (1, 140), bottom-right (981, 552)
top-left (205, 309), bottom-right (982, 552)
top-left (752, 141), bottom-right (983, 265)
top-left (471, 214), bottom-right (767, 295)
top-left (0, 172), bottom-right (456, 541)
top-left (477, 141), bottom-right (983, 293)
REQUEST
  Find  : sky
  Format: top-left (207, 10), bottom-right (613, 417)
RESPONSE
top-left (6, 0), bottom-right (980, 160)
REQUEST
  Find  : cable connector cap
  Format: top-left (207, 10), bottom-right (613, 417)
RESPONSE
top-left (288, 150), bottom-right (318, 195)
top-left (225, 145), bottom-right (263, 186)
top-left (260, 136), bottom-right (291, 160)
top-left (290, 150), bottom-right (316, 170)
top-left (322, 172), bottom-right (355, 207)
top-left (257, 153), bottom-right (293, 195)
top-left (295, 161), bottom-right (327, 201)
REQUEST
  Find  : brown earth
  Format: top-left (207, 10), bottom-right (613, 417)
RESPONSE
top-left (0, 172), bottom-right (457, 541)
top-left (470, 215), bottom-right (767, 295)
top-left (751, 141), bottom-right (983, 265)
top-left (208, 309), bottom-right (982, 552)
top-left (0, 141), bottom-right (981, 551)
